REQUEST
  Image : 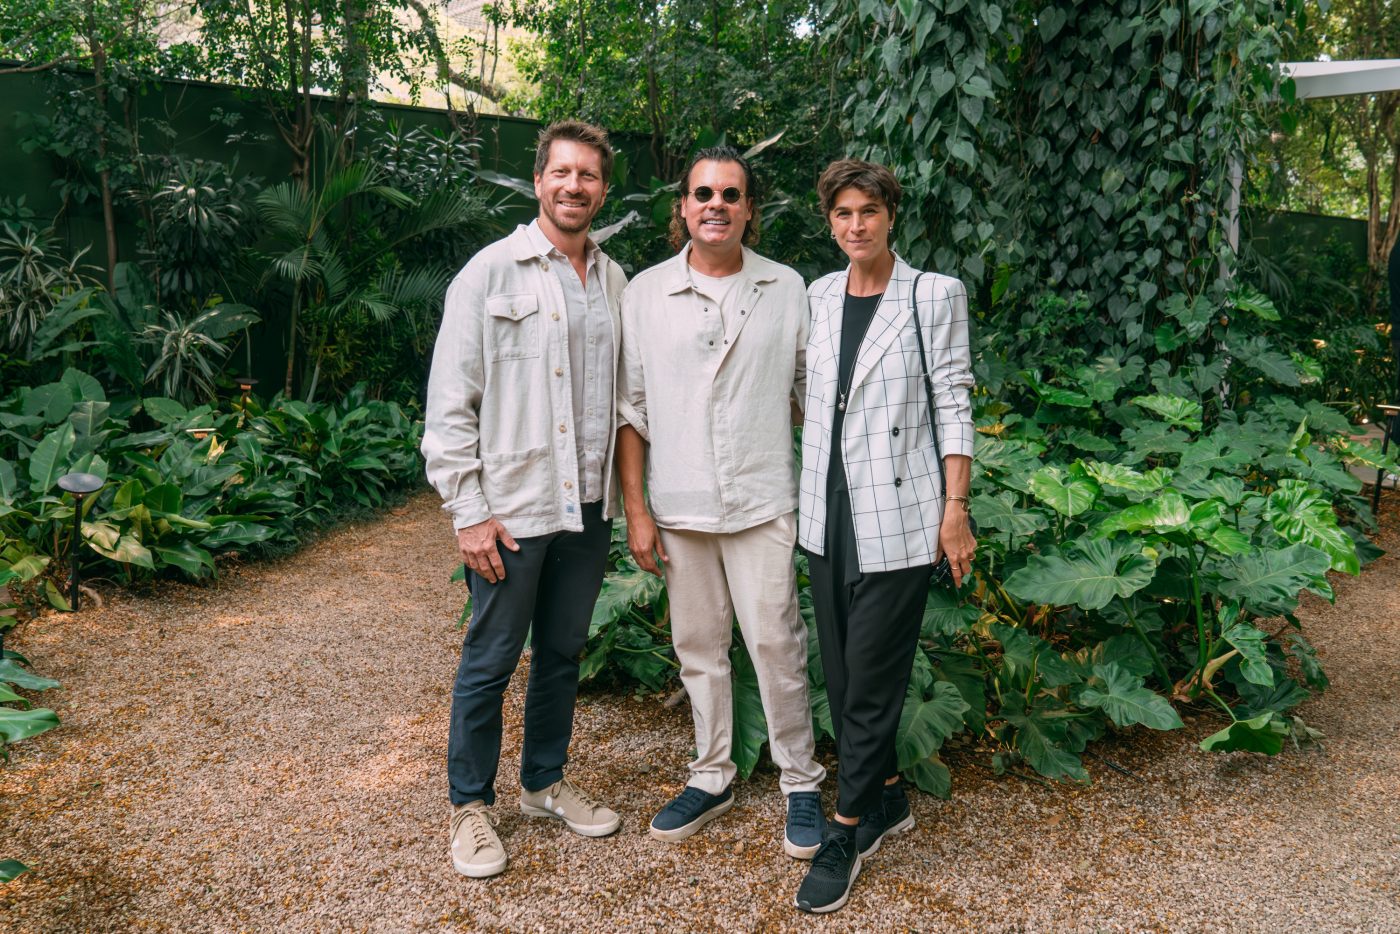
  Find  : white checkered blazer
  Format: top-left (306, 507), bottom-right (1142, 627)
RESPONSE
top-left (797, 259), bottom-right (975, 572)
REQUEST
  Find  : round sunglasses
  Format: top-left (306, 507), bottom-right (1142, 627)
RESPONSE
top-left (687, 186), bottom-right (745, 204)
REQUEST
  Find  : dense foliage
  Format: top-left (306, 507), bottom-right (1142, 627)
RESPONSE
top-left (515, 0), bottom-right (1400, 797)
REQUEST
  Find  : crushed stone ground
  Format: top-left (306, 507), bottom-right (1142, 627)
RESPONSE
top-left (0, 488), bottom-right (1396, 933)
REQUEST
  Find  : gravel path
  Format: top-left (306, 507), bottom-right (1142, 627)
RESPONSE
top-left (0, 489), bottom-right (1397, 933)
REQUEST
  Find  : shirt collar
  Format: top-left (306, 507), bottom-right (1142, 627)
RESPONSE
top-left (524, 219), bottom-right (601, 267)
top-left (662, 242), bottom-right (778, 295)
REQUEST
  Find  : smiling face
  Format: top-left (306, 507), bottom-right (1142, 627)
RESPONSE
top-left (828, 186), bottom-right (894, 264)
top-left (681, 159), bottom-right (753, 256)
top-left (533, 138), bottom-right (607, 236)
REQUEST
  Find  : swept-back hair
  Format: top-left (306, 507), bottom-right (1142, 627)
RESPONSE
top-left (667, 145), bottom-right (761, 251)
top-left (534, 120), bottom-right (614, 182)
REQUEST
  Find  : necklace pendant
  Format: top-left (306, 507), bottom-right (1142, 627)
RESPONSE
top-left (837, 396), bottom-right (846, 412)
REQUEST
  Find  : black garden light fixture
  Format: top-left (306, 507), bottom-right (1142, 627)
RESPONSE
top-left (57, 471), bottom-right (103, 612)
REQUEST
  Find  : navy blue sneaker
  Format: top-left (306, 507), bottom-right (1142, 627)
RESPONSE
top-left (648, 785), bottom-right (734, 842)
top-left (794, 820), bottom-right (861, 914)
top-left (856, 782), bottom-right (914, 856)
top-left (784, 791), bottom-right (824, 858)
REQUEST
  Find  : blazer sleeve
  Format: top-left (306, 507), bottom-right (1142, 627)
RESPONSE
top-left (926, 277), bottom-right (976, 460)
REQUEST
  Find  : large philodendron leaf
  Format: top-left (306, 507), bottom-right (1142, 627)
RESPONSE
top-left (588, 566), bottom-right (664, 636)
top-left (0, 705), bottom-right (60, 743)
top-left (730, 640), bottom-right (768, 780)
top-left (1199, 712), bottom-right (1288, 755)
top-left (896, 680), bottom-right (970, 771)
top-left (1096, 491), bottom-right (1191, 535)
top-left (27, 423), bottom-right (77, 494)
top-left (1082, 461), bottom-right (1173, 493)
top-left (1131, 393), bottom-right (1203, 431)
top-left (1028, 465), bottom-right (1099, 516)
top-left (1004, 537), bottom-right (1155, 610)
top-left (970, 491), bottom-right (1049, 536)
top-left (1004, 706), bottom-right (1089, 782)
top-left (1213, 544), bottom-right (1331, 617)
top-left (1262, 480), bottom-right (1360, 575)
top-left (0, 657), bottom-right (59, 692)
top-left (922, 585), bottom-right (979, 638)
top-left (1077, 662), bottom-right (1183, 730)
top-left (1222, 623), bottom-right (1274, 687)
top-left (0, 859), bottom-right (27, 882)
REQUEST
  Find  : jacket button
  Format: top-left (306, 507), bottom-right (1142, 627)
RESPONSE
top-left (558, 424), bottom-right (567, 433)
top-left (564, 480), bottom-right (573, 490)
top-left (891, 426), bottom-right (900, 436)
top-left (894, 477), bottom-right (903, 487)
top-left (555, 368), bottom-right (564, 377)
top-left (552, 312), bottom-right (561, 321)
top-left (708, 340), bottom-right (715, 346)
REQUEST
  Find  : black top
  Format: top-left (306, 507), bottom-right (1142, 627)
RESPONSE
top-left (827, 291), bottom-right (884, 496)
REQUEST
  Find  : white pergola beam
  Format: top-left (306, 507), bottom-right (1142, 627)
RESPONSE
top-left (1281, 60), bottom-right (1400, 100)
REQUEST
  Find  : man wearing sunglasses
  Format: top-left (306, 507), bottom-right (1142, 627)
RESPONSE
top-left (615, 145), bottom-right (825, 858)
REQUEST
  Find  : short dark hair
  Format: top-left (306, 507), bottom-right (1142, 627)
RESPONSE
top-left (668, 145), bottom-right (761, 251)
top-left (817, 159), bottom-right (901, 219)
top-left (533, 120), bottom-right (614, 183)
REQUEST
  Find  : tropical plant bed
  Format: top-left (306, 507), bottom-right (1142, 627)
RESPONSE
top-left (0, 490), bottom-right (1395, 931)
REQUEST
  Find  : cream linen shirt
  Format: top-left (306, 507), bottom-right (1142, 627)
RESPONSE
top-left (423, 224), bottom-right (627, 538)
top-left (616, 244), bottom-right (808, 533)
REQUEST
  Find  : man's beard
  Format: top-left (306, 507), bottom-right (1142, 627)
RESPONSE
top-left (543, 199), bottom-right (596, 234)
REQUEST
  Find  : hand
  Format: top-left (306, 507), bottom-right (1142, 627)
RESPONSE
top-left (626, 509), bottom-right (669, 577)
top-left (939, 505), bottom-right (976, 588)
top-left (457, 517), bottom-right (520, 584)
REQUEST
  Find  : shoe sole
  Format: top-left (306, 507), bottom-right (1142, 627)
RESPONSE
top-left (794, 853), bottom-right (863, 914)
top-left (784, 837), bottom-right (821, 859)
top-left (648, 795), bottom-right (734, 842)
top-left (859, 813), bottom-right (915, 858)
top-left (453, 853), bottom-right (507, 879)
top-left (520, 803), bottom-right (621, 837)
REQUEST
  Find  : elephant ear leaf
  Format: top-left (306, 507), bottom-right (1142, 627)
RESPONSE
top-left (27, 423), bottom-right (77, 493)
top-left (1199, 712), bottom-right (1289, 754)
top-left (729, 641), bottom-right (769, 780)
top-left (1077, 662), bottom-right (1183, 730)
top-left (1029, 465), bottom-right (1099, 516)
top-left (1004, 537), bottom-right (1154, 610)
top-left (1214, 544), bottom-right (1331, 617)
top-left (1262, 480), bottom-right (1360, 575)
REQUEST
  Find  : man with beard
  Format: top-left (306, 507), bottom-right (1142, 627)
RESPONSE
top-left (424, 120), bottom-right (626, 879)
top-left (615, 146), bottom-right (826, 858)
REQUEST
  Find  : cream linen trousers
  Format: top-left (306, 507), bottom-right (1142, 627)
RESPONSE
top-left (658, 512), bottom-right (826, 795)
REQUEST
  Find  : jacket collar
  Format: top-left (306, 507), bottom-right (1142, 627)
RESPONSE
top-left (660, 242), bottom-right (782, 295)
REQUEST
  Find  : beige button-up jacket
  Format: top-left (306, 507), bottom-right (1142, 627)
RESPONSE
top-left (423, 224), bottom-right (627, 537)
top-left (616, 245), bottom-right (808, 533)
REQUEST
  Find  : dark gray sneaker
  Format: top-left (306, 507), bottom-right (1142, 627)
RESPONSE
top-left (784, 791), bottom-right (823, 859)
top-left (794, 821), bottom-right (861, 914)
top-left (856, 782), bottom-right (914, 856)
top-left (648, 785), bottom-right (733, 842)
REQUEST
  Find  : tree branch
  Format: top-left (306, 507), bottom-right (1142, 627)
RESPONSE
top-left (402, 0), bottom-right (508, 104)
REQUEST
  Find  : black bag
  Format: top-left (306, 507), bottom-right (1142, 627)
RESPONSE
top-left (909, 272), bottom-right (977, 587)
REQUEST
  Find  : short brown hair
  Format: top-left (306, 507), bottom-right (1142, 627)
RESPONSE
top-left (534, 120), bottom-right (614, 183)
top-left (667, 146), bottom-right (761, 251)
top-left (817, 159), bottom-right (901, 218)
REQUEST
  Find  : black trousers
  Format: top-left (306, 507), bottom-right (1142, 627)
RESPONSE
top-left (447, 501), bottom-right (612, 806)
top-left (807, 489), bottom-right (932, 818)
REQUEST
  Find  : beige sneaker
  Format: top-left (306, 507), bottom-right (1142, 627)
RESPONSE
top-left (450, 801), bottom-right (507, 878)
top-left (520, 777), bottom-right (621, 837)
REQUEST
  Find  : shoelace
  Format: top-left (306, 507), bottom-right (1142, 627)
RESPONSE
top-left (789, 794), bottom-right (822, 830)
top-left (557, 779), bottom-right (602, 813)
top-left (811, 832), bottom-right (855, 874)
top-left (672, 786), bottom-right (716, 816)
top-left (452, 806), bottom-right (500, 851)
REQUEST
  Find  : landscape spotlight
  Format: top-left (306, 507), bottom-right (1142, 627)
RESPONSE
top-left (56, 472), bottom-right (103, 611)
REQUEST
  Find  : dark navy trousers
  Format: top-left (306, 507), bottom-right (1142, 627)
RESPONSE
top-left (447, 501), bottom-right (612, 806)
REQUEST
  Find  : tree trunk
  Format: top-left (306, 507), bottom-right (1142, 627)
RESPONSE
top-left (85, 8), bottom-right (118, 291)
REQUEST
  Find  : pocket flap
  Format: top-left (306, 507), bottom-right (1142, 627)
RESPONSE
top-left (485, 294), bottom-right (540, 320)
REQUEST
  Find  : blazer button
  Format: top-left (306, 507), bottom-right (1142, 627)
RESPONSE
top-left (891, 426), bottom-right (900, 436)
top-left (894, 477), bottom-right (903, 487)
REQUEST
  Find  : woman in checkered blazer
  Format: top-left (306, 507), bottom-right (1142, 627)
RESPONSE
top-left (792, 160), bottom-right (976, 915)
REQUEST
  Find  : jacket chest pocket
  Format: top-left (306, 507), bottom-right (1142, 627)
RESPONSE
top-left (486, 294), bottom-right (542, 360)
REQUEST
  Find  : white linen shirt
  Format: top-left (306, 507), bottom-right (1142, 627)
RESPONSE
top-left (616, 244), bottom-right (808, 533)
top-left (797, 258), bottom-right (975, 572)
top-left (422, 223), bottom-right (627, 538)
